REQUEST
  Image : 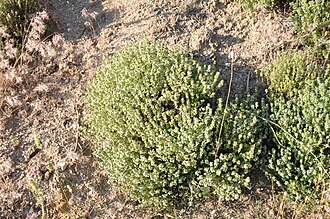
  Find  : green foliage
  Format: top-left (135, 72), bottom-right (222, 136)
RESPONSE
top-left (267, 78), bottom-right (330, 200)
top-left (198, 95), bottom-right (269, 201)
top-left (262, 52), bottom-right (330, 200)
top-left (261, 51), bottom-right (329, 99)
top-left (0, 0), bottom-right (40, 45)
top-left (236, 0), bottom-right (293, 10)
top-left (29, 179), bottom-right (46, 219)
top-left (291, 0), bottom-right (330, 59)
top-left (84, 42), bottom-right (266, 209)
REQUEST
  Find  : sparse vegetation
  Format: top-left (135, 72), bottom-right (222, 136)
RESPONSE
top-left (238, 0), bottom-right (330, 60)
top-left (29, 179), bottom-right (46, 219)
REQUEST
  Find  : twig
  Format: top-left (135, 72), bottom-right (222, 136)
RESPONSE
top-left (215, 52), bottom-right (234, 157)
top-left (246, 72), bottom-right (250, 92)
top-left (74, 105), bottom-right (81, 152)
top-left (260, 116), bottom-right (330, 179)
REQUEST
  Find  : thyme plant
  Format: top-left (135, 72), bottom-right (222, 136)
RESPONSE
top-left (292, 0), bottom-right (330, 60)
top-left (262, 52), bottom-right (330, 200)
top-left (84, 42), bottom-right (266, 209)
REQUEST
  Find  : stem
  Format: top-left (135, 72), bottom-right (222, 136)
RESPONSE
top-left (216, 53), bottom-right (234, 157)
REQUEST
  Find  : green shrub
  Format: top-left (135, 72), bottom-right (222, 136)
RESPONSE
top-left (235, 0), bottom-right (293, 10)
top-left (0, 0), bottom-right (40, 46)
top-left (267, 78), bottom-right (330, 200)
top-left (84, 42), bottom-right (267, 209)
top-left (261, 51), bottom-right (329, 99)
top-left (291, 0), bottom-right (330, 60)
top-left (262, 52), bottom-right (330, 200)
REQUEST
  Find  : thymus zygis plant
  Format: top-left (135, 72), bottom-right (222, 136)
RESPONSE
top-left (292, 0), bottom-right (330, 60)
top-left (236, 0), bottom-right (293, 11)
top-left (261, 51), bottom-right (329, 100)
top-left (84, 42), bottom-right (267, 209)
top-left (261, 51), bottom-right (330, 200)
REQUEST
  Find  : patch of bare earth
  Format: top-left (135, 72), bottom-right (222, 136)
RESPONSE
top-left (1, 0), bottom-right (328, 218)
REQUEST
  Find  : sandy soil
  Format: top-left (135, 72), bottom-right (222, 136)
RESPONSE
top-left (2, 0), bottom-right (322, 218)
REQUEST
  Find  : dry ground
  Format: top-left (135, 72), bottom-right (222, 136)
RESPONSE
top-left (0, 0), bottom-right (328, 218)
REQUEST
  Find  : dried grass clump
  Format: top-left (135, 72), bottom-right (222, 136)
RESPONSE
top-left (0, 0), bottom-right (40, 47)
top-left (0, 11), bottom-right (65, 126)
